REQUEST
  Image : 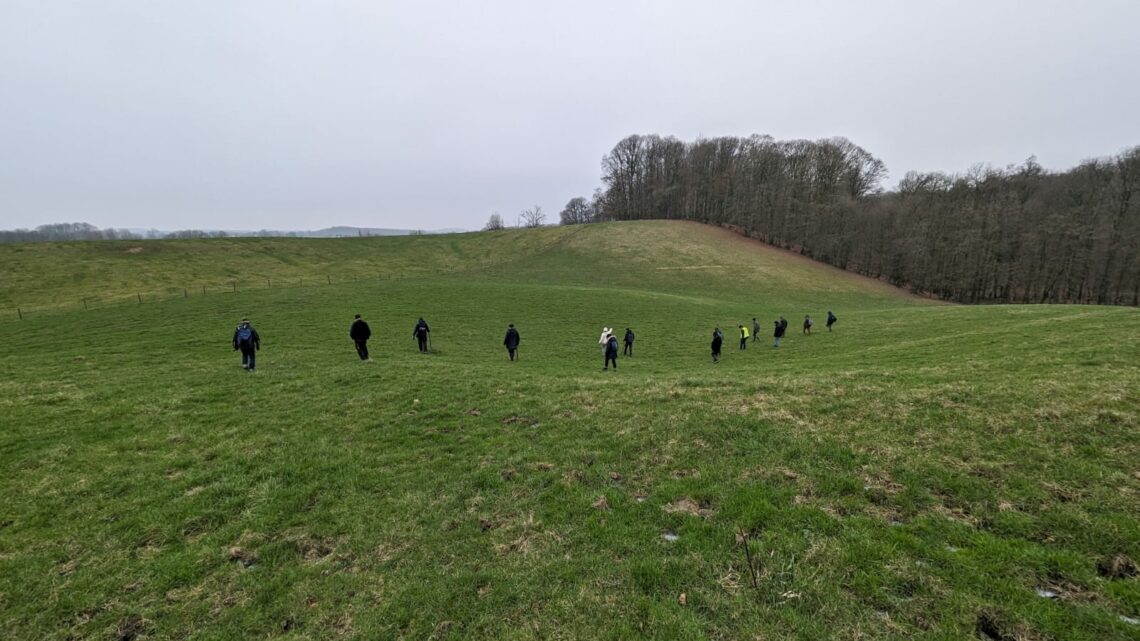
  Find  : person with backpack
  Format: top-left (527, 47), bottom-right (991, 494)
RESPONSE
top-left (503, 323), bottom-right (520, 361)
top-left (232, 318), bottom-right (261, 371)
top-left (803, 315), bottom-right (813, 335)
top-left (827, 311), bottom-right (837, 332)
top-left (752, 317), bottom-right (761, 342)
top-left (349, 314), bottom-right (372, 361)
top-left (412, 318), bottom-right (430, 353)
top-left (773, 317), bottom-right (786, 348)
top-left (623, 328), bottom-right (635, 357)
top-left (711, 327), bottom-right (724, 363)
top-left (738, 324), bottom-right (750, 350)
top-left (604, 332), bottom-right (620, 371)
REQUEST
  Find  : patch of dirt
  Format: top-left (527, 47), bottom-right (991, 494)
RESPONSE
top-left (115, 614), bottom-right (150, 641)
top-left (663, 496), bottom-right (713, 518)
top-left (671, 468), bottom-right (699, 478)
top-left (299, 537), bottom-right (335, 563)
top-left (502, 415), bottom-right (540, 427)
top-left (466, 408), bottom-right (481, 416)
top-left (533, 461), bottom-right (554, 471)
top-left (608, 471), bottom-right (622, 481)
top-left (57, 559), bottom-right (78, 575)
top-left (478, 518), bottom-right (497, 532)
top-left (125, 247), bottom-right (144, 254)
top-left (592, 496), bottom-right (610, 511)
top-left (431, 620), bottom-right (457, 639)
top-left (500, 468), bottom-right (515, 481)
top-left (184, 485), bottom-right (205, 497)
top-left (228, 546), bottom-right (257, 568)
top-left (1097, 554), bottom-right (1138, 579)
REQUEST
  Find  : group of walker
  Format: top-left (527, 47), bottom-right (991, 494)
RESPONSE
top-left (711, 311), bottom-right (837, 363)
top-left (231, 311), bottom-right (835, 372)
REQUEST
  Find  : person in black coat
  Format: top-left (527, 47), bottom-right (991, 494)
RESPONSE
top-left (773, 316), bottom-right (787, 348)
top-left (350, 314), bottom-right (372, 361)
top-left (623, 328), bottom-right (635, 357)
top-left (827, 311), bottom-right (837, 332)
top-left (711, 327), bottom-right (724, 363)
top-left (604, 333), bottom-right (619, 370)
top-left (413, 318), bottom-right (430, 353)
top-left (503, 324), bottom-right (520, 361)
top-left (232, 318), bottom-right (261, 371)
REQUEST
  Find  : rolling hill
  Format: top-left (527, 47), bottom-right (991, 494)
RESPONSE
top-left (0, 221), bottom-right (1137, 640)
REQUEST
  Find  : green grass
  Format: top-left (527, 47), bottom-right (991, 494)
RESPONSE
top-left (1, 221), bottom-right (1138, 640)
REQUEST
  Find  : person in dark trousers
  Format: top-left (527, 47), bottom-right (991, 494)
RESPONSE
top-left (503, 323), bottom-right (520, 361)
top-left (803, 315), bottom-right (813, 335)
top-left (711, 327), bottom-right (724, 363)
top-left (232, 318), bottom-right (261, 371)
top-left (827, 311), bottom-right (837, 332)
top-left (623, 328), bottom-right (635, 356)
top-left (738, 324), bottom-right (749, 350)
top-left (350, 314), bottom-right (372, 360)
top-left (752, 317), bottom-right (761, 342)
top-left (413, 318), bottom-right (430, 353)
top-left (604, 333), bottom-right (619, 370)
top-left (773, 317), bottom-right (786, 348)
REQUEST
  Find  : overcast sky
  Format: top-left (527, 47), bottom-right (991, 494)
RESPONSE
top-left (2, 1), bottom-right (1139, 231)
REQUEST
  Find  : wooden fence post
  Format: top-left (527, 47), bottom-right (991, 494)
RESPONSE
top-left (17, 308), bottom-right (22, 320)
top-left (202, 285), bottom-right (206, 295)
top-left (184, 288), bottom-right (188, 298)
top-left (327, 275), bottom-right (331, 285)
top-left (83, 298), bottom-right (88, 310)
top-left (137, 293), bottom-right (142, 304)
top-left (267, 279), bottom-right (271, 289)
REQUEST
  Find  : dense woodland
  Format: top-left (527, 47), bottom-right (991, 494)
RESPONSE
top-left (577, 135), bottom-right (1140, 305)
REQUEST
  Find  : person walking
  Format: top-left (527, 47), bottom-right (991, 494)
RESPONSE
top-left (739, 324), bottom-right (750, 350)
top-left (598, 326), bottom-right (613, 354)
top-left (711, 327), bottom-right (724, 363)
top-left (827, 311), bottom-right (838, 332)
top-left (773, 317), bottom-right (787, 348)
top-left (412, 317), bottom-right (430, 353)
top-left (752, 317), bottom-right (761, 342)
top-left (803, 315), bottom-right (813, 335)
top-left (604, 332), bottom-right (619, 371)
top-left (503, 323), bottom-right (520, 361)
top-left (623, 328), bottom-right (635, 357)
top-left (232, 318), bottom-right (261, 371)
top-left (350, 314), bottom-right (372, 361)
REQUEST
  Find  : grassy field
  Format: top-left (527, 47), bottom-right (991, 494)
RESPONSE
top-left (1, 221), bottom-right (1138, 640)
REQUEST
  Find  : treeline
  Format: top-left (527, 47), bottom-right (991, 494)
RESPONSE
top-left (0, 223), bottom-right (309, 243)
top-left (581, 134), bottom-right (1140, 305)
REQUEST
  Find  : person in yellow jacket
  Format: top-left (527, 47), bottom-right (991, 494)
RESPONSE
top-left (738, 324), bottom-right (750, 350)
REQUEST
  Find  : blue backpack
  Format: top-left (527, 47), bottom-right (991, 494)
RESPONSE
top-left (236, 325), bottom-right (253, 345)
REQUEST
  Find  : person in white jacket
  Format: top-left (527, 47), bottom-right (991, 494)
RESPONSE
top-left (598, 327), bottom-right (613, 353)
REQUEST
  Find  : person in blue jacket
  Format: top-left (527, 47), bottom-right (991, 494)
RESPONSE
top-left (604, 333), bottom-right (619, 371)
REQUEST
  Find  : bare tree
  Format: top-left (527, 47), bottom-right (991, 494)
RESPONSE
top-left (483, 212), bottom-right (505, 231)
top-left (520, 205), bottom-right (546, 228)
top-left (559, 197), bottom-right (592, 225)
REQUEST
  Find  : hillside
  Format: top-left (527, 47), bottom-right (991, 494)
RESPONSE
top-left (1, 222), bottom-right (1138, 640)
top-left (0, 221), bottom-right (921, 314)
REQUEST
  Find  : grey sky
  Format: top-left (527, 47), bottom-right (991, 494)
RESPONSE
top-left (2, 1), bottom-right (1138, 231)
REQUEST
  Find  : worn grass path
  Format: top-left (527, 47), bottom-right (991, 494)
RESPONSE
top-left (1, 222), bottom-right (1138, 640)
